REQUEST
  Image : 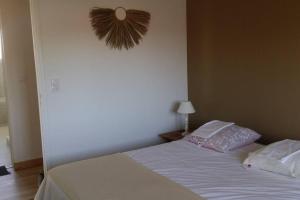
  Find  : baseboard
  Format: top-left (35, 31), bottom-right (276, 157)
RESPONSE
top-left (14, 158), bottom-right (43, 171)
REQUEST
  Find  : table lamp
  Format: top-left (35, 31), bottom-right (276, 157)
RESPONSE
top-left (177, 101), bottom-right (195, 136)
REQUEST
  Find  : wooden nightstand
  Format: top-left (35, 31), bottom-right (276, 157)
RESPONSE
top-left (159, 130), bottom-right (184, 142)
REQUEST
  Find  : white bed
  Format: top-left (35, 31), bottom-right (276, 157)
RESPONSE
top-left (36, 140), bottom-right (300, 200)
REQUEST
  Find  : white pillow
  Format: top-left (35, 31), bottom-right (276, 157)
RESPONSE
top-left (244, 139), bottom-right (300, 178)
top-left (191, 120), bottom-right (234, 139)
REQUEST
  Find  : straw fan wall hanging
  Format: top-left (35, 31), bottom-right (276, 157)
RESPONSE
top-left (89, 7), bottom-right (151, 50)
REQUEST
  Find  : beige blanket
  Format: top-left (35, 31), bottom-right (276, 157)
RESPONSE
top-left (47, 153), bottom-right (204, 200)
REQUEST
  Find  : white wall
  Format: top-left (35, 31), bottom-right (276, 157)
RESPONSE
top-left (31, 0), bottom-right (187, 169)
top-left (0, 0), bottom-right (42, 163)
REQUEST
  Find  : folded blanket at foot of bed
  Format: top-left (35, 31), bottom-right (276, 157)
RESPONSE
top-left (35, 153), bottom-right (204, 200)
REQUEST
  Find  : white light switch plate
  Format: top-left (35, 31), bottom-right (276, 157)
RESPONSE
top-left (50, 78), bottom-right (60, 92)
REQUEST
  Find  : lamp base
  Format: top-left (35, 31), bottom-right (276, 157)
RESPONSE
top-left (181, 131), bottom-right (189, 136)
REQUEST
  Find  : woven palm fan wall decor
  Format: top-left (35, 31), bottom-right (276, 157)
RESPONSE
top-left (89, 7), bottom-right (151, 50)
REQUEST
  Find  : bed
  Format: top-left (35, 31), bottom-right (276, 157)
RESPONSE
top-left (35, 140), bottom-right (300, 200)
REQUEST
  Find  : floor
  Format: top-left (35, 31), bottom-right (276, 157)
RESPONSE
top-left (0, 126), bottom-right (11, 167)
top-left (0, 167), bottom-right (41, 200)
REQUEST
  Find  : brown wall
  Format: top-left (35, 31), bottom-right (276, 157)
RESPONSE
top-left (188, 0), bottom-right (300, 143)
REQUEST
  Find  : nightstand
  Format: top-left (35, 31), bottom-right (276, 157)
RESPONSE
top-left (159, 130), bottom-right (185, 142)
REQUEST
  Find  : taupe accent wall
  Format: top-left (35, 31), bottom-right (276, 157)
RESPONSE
top-left (188, 0), bottom-right (300, 143)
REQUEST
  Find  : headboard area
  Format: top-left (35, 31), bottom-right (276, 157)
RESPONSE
top-left (187, 0), bottom-right (300, 144)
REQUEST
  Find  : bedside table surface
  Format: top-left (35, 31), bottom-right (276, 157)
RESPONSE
top-left (159, 130), bottom-right (184, 142)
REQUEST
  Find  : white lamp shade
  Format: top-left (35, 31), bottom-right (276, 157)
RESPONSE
top-left (177, 101), bottom-right (195, 114)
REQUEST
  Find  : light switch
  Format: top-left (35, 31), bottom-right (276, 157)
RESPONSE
top-left (50, 78), bottom-right (60, 92)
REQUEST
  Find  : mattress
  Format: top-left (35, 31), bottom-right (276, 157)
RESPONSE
top-left (36, 140), bottom-right (300, 200)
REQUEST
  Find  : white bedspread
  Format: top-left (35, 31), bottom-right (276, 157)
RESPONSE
top-left (126, 140), bottom-right (300, 200)
top-left (36, 140), bottom-right (300, 200)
